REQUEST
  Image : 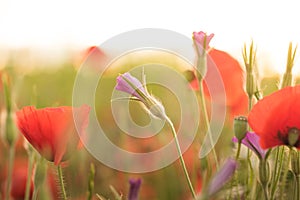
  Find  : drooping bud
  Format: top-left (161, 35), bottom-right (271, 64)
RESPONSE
top-left (233, 116), bottom-right (248, 141)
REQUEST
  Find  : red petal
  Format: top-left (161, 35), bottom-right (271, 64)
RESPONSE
top-left (248, 86), bottom-right (300, 148)
top-left (16, 105), bottom-right (90, 165)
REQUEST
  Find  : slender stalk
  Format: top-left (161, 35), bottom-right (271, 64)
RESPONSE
top-left (25, 153), bottom-right (34, 200)
top-left (246, 96), bottom-right (254, 199)
top-left (57, 165), bottom-right (67, 200)
top-left (198, 81), bottom-right (219, 169)
top-left (87, 163), bottom-right (95, 200)
top-left (32, 188), bottom-right (39, 200)
top-left (235, 142), bottom-right (242, 160)
top-left (296, 175), bottom-right (300, 200)
top-left (270, 147), bottom-right (284, 199)
top-left (279, 148), bottom-right (291, 199)
top-left (227, 142), bottom-right (242, 199)
top-left (5, 145), bottom-right (15, 200)
top-left (166, 118), bottom-right (196, 199)
top-left (262, 184), bottom-right (269, 200)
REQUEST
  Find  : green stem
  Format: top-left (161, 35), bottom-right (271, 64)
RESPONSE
top-left (32, 188), bottom-right (39, 200)
top-left (198, 80), bottom-right (219, 169)
top-left (270, 147), bottom-right (284, 199)
top-left (235, 142), bottom-right (242, 160)
top-left (248, 96), bottom-right (253, 112)
top-left (296, 175), bottom-right (300, 200)
top-left (5, 145), bottom-right (15, 200)
top-left (262, 184), bottom-right (269, 200)
top-left (279, 148), bottom-right (291, 199)
top-left (25, 153), bottom-right (34, 200)
top-left (166, 118), bottom-right (196, 199)
top-left (247, 96), bottom-right (254, 200)
top-left (228, 142), bottom-right (242, 199)
top-left (57, 165), bottom-right (67, 200)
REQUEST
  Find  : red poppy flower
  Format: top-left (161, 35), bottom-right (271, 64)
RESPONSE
top-left (248, 85), bottom-right (300, 149)
top-left (16, 105), bottom-right (90, 165)
top-left (190, 48), bottom-right (248, 118)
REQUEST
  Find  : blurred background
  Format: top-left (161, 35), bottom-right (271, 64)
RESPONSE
top-left (1, 0), bottom-right (300, 74)
top-left (1, 0), bottom-right (300, 199)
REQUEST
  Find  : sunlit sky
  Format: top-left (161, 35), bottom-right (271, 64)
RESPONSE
top-left (1, 0), bottom-right (300, 74)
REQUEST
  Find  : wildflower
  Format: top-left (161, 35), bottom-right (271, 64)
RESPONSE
top-left (192, 31), bottom-right (214, 80)
top-left (128, 178), bottom-right (142, 200)
top-left (207, 158), bottom-right (238, 197)
top-left (248, 85), bottom-right (300, 149)
top-left (232, 132), bottom-right (266, 159)
top-left (193, 31), bottom-right (214, 57)
top-left (16, 105), bottom-right (90, 165)
top-left (115, 72), bottom-right (167, 120)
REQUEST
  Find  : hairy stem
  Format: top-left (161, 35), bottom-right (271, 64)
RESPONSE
top-left (57, 165), bottom-right (67, 200)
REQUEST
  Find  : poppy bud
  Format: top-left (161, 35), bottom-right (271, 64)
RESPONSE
top-left (288, 128), bottom-right (299, 147)
top-left (233, 116), bottom-right (248, 141)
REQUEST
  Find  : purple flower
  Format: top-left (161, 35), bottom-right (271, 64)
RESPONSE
top-left (116, 72), bottom-right (146, 100)
top-left (208, 158), bottom-right (237, 196)
top-left (115, 72), bottom-right (167, 120)
top-left (232, 132), bottom-right (266, 159)
top-left (128, 178), bottom-right (142, 200)
top-left (193, 31), bottom-right (214, 56)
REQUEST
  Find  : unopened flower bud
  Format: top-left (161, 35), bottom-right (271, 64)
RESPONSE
top-left (2, 74), bottom-right (17, 146)
top-left (5, 112), bottom-right (17, 146)
top-left (246, 72), bottom-right (255, 98)
top-left (234, 116), bottom-right (248, 141)
top-left (128, 178), bottom-right (142, 200)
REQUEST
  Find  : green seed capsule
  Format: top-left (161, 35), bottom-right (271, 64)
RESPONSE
top-left (234, 116), bottom-right (248, 141)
